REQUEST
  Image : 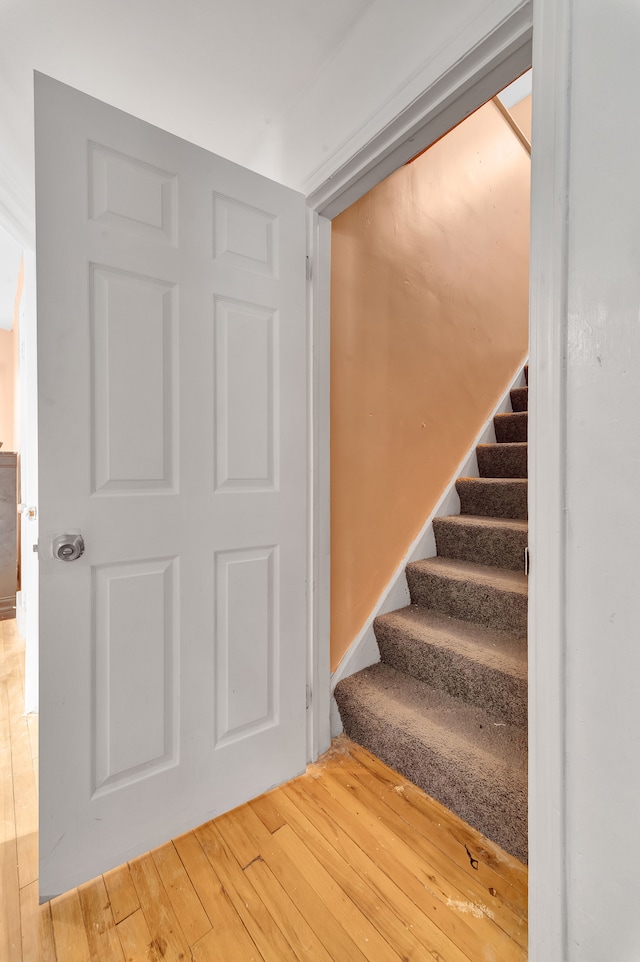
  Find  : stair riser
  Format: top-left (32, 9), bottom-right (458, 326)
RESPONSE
top-left (476, 444), bottom-right (527, 479)
top-left (494, 412), bottom-right (527, 442)
top-left (406, 566), bottom-right (527, 636)
top-left (333, 688), bottom-right (527, 863)
top-left (456, 480), bottom-right (528, 520)
top-left (433, 518), bottom-right (527, 571)
top-left (375, 625), bottom-right (527, 727)
top-left (509, 387), bottom-right (528, 412)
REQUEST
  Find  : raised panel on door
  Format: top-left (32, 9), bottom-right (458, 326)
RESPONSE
top-left (214, 546), bottom-right (278, 745)
top-left (93, 557), bottom-right (179, 793)
top-left (91, 266), bottom-right (177, 493)
top-left (214, 297), bottom-right (277, 490)
top-left (36, 73), bottom-right (307, 897)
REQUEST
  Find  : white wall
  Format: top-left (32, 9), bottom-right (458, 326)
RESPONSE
top-left (562, 1), bottom-right (640, 957)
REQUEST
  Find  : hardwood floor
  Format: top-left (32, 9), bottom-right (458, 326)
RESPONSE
top-left (0, 618), bottom-right (528, 961)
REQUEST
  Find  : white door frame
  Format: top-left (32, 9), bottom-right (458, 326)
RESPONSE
top-left (306, 2), bottom-right (567, 959)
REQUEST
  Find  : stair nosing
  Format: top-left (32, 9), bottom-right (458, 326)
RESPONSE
top-left (406, 556), bottom-right (528, 594)
top-left (375, 605), bottom-right (527, 676)
top-left (433, 514), bottom-right (528, 531)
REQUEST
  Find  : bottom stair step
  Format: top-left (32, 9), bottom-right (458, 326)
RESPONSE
top-left (333, 663), bottom-right (528, 863)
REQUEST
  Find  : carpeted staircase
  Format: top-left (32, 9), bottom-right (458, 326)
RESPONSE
top-left (334, 367), bottom-right (529, 863)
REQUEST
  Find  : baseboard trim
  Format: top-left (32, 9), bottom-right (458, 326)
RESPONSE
top-left (330, 358), bottom-right (528, 736)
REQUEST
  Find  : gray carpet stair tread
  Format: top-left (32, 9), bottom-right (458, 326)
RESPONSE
top-left (433, 514), bottom-right (528, 570)
top-left (376, 606), bottom-right (527, 677)
top-left (456, 477), bottom-right (527, 519)
top-left (476, 442), bottom-right (527, 479)
top-left (494, 411), bottom-right (527, 442)
top-left (375, 606), bottom-right (527, 727)
top-left (333, 663), bottom-right (527, 861)
top-left (406, 557), bottom-right (528, 636)
top-left (407, 557), bottom-right (528, 595)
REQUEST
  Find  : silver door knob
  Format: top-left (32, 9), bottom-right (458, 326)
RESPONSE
top-left (53, 534), bottom-right (85, 562)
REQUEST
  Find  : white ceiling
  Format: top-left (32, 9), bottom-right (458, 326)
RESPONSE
top-left (0, 5), bottom-right (528, 330)
top-left (0, 0), bottom-right (373, 322)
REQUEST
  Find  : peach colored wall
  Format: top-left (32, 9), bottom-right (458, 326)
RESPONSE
top-left (509, 94), bottom-right (532, 143)
top-left (0, 257), bottom-right (23, 455)
top-left (330, 100), bottom-right (530, 671)
top-left (12, 258), bottom-right (23, 454)
top-left (0, 326), bottom-right (15, 452)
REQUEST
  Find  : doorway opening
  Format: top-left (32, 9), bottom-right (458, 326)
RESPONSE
top-left (326, 71), bottom-right (532, 863)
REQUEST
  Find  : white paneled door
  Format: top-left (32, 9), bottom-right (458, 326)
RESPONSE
top-left (35, 74), bottom-right (308, 898)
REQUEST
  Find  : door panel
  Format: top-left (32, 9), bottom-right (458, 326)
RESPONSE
top-left (35, 74), bottom-right (307, 897)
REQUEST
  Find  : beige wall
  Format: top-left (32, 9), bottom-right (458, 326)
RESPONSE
top-left (330, 99), bottom-right (530, 671)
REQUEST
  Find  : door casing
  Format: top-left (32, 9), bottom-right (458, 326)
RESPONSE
top-left (306, 2), bottom-right (567, 959)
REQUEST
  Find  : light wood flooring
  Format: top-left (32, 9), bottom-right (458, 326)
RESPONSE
top-left (1, 618), bottom-right (528, 961)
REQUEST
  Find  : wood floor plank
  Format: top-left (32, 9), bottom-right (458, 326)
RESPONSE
top-left (327, 763), bottom-right (527, 950)
top-left (191, 924), bottom-right (264, 962)
top-left (50, 889), bottom-right (92, 962)
top-left (218, 802), bottom-right (375, 962)
top-left (116, 909), bottom-right (155, 962)
top-left (253, 786), bottom-right (433, 962)
top-left (344, 740), bottom-right (529, 895)
top-left (317, 769), bottom-right (523, 962)
top-left (19, 880), bottom-right (39, 962)
top-left (241, 856), bottom-right (334, 962)
top-left (285, 774), bottom-right (494, 962)
top-left (128, 853), bottom-right (191, 962)
top-left (250, 791), bottom-right (287, 833)
top-left (0, 753), bottom-right (22, 962)
top-left (39, 901), bottom-right (58, 962)
top-left (7, 699), bottom-right (38, 889)
top-left (170, 830), bottom-right (265, 960)
top-left (12, 749), bottom-right (38, 891)
top-left (337, 744), bottom-right (528, 921)
top-left (151, 841), bottom-right (211, 945)
top-left (78, 875), bottom-right (125, 962)
top-left (103, 864), bottom-right (140, 926)
top-left (273, 820), bottom-right (405, 962)
top-left (192, 821), bottom-right (300, 962)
